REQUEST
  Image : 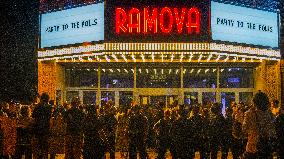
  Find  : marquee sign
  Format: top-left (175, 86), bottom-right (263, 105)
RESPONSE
top-left (40, 2), bottom-right (104, 48)
top-left (105, 0), bottom-right (210, 42)
top-left (115, 7), bottom-right (201, 34)
top-left (211, 1), bottom-right (279, 48)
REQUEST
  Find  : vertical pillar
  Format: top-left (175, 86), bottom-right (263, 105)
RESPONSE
top-left (235, 92), bottom-right (239, 104)
top-left (254, 61), bottom-right (266, 93)
top-left (179, 65), bottom-right (184, 105)
top-left (96, 65), bottom-right (101, 106)
top-left (198, 92), bottom-right (202, 104)
top-left (79, 90), bottom-right (83, 105)
top-left (216, 66), bottom-right (221, 103)
top-left (38, 61), bottom-right (56, 100)
top-left (115, 91), bottom-right (119, 108)
top-left (133, 65), bottom-right (139, 105)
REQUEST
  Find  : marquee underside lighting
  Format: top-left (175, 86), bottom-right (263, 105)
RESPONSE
top-left (37, 43), bottom-right (281, 62)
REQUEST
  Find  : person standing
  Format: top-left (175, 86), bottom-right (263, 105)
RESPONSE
top-left (100, 101), bottom-right (117, 159)
top-left (274, 106), bottom-right (284, 159)
top-left (189, 105), bottom-right (207, 159)
top-left (83, 105), bottom-right (104, 159)
top-left (242, 92), bottom-right (276, 159)
top-left (49, 106), bottom-right (66, 159)
top-left (32, 93), bottom-right (52, 159)
top-left (15, 106), bottom-right (33, 159)
top-left (128, 105), bottom-right (148, 159)
top-left (154, 109), bottom-right (177, 159)
top-left (63, 97), bottom-right (85, 159)
top-left (208, 103), bottom-right (227, 159)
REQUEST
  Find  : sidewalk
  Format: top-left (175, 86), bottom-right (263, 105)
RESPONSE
top-left (53, 151), bottom-right (233, 159)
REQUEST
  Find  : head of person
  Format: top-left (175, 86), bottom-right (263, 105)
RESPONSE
top-left (211, 102), bottom-right (222, 115)
top-left (71, 97), bottom-right (80, 108)
top-left (271, 100), bottom-right (279, 108)
top-left (164, 109), bottom-right (171, 119)
top-left (20, 106), bottom-right (31, 118)
top-left (40, 93), bottom-right (50, 103)
top-left (192, 105), bottom-right (200, 116)
top-left (253, 91), bottom-right (269, 111)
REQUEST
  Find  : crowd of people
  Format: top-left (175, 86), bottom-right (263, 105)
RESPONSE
top-left (0, 91), bottom-right (283, 159)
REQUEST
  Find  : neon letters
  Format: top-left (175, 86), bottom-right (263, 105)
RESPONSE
top-left (116, 7), bottom-right (201, 34)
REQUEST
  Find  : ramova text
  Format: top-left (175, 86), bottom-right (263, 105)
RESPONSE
top-left (115, 7), bottom-right (201, 34)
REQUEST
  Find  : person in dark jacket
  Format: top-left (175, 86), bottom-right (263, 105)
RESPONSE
top-left (32, 93), bottom-right (52, 159)
top-left (275, 106), bottom-right (284, 159)
top-left (83, 105), bottom-right (104, 159)
top-left (15, 106), bottom-right (33, 159)
top-left (128, 105), bottom-right (148, 159)
top-left (100, 101), bottom-right (117, 159)
top-left (208, 103), bottom-right (228, 159)
top-left (189, 105), bottom-right (207, 159)
top-left (63, 97), bottom-right (85, 159)
top-left (154, 109), bottom-right (177, 159)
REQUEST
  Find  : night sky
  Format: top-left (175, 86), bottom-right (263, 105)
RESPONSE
top-left (0, 0), bottom-right (38, 103)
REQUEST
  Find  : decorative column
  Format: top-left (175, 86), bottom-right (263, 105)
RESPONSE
top-left (264, 61), bottom-right (281, 102)
top-left (133, 65), bottom-right (139, 104)
top-left (216, 66), bottom-right (221, 103)
top-left (96, 65), bottom-right (101, 106)
top-left (38, 60), bottom-right (56, 100)
top-left (179, 65), bottom-right (184, 105)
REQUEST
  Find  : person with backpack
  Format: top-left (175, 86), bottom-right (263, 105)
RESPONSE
top-left (63, 97), bottom-right (85, 159)
top-left (32, 93), bottom-right (52, 159)
top-left (242, 92), bottom-right (276, 159)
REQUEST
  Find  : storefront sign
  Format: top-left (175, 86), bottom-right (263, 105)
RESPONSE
top-left (105, 0), bottom-right (210, 42)
top-left (40, 2), bottom-right (104, 48)
top-left (211, 1), bottom-right (279, 48)
top-left (115, 7), bottom-right (201, 34)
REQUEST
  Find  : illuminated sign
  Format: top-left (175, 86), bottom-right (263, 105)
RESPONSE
top-left (115, 7), bottom-right (201, 34)
top-left (105, 0), bottom-right (210, 42)
top-left (40, 2), bottom-right (104, 48)
top-left (211, 1), bottom-right (279, 48)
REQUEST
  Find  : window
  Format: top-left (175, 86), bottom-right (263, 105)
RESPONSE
top-left (101, 68), bottom-right (134, 88)
top-left (137, 68), bottom-right (181, 88)
top-left (66, 68), bottom-right (98, 87)
top-left (220, 68), bottom-right (254, 88)
top-left (184, 68), bottom-right (217, 88)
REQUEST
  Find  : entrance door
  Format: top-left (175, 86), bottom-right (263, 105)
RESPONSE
top-left (139, 95), bottom-right (178, 108)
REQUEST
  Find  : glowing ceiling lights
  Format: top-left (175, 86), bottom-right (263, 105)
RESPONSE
top-left (122, 54), bottom-right (128, 62)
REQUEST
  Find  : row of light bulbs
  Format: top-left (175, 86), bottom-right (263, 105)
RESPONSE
top-left (67, 68), bottom-right (247, 74)
top-left (38, 43), bottom-right (280, 61)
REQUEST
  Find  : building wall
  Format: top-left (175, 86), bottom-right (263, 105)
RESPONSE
top-left (38, 61), bottom-right (56, 100)
top-left (281, 60), bottom-right (284, 108)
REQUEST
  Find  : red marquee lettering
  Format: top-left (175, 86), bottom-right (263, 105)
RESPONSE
top-left (143, 8), bottom-right (158, 33)
top-left (128, 8), bottom-right (141, 33)
top-left (174, 8), bottom-right (187, 33)
top-left (116, 8), bottom-right (128, 33)
top-left (186, 7), bottom-right (201, 34)
top-left (159, 7), bottom-right (173, 33)
top-left (115, 7), bottom-right (202, 35)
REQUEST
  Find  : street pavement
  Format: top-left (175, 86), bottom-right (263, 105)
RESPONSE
top-left (53, 151), bottom-right (234, 159)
